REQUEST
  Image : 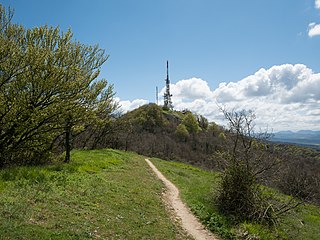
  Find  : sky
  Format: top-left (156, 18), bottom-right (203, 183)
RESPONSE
top-left (2, 0), bottom-right (320, 131)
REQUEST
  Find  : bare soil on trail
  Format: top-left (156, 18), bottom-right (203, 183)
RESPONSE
top-left (145, 159), bottom-right (218, 240)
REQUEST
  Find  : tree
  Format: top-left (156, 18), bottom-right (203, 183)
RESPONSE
top-left (197, 114), bottom-right (209, 130)
top-left (175, 123), bottom-right (189, 141)
top-left (182, 112), bottom-right (200, 134)
top-left (0, 4), bottom-right (117, 165)
top-left (81, 84), bottom-right (119, 150)
top-left (216, 109), bottom-right (260, 221)
top-left (215, 107), bottom-right (288, 224)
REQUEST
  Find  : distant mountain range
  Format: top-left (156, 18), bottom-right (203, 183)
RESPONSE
top-left (271, 130), bottom-right (320, 150)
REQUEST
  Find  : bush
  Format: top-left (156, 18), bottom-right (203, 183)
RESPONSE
top-left (217, 164), bottom-right (273, 223)
top-left (175, 123), bottom-right (189, 141)
top-left (216, 108), bottom-right (276, 224)
top-left (182, 112), bottom-right (200, 134)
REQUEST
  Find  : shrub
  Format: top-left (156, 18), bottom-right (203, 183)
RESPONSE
top-left (216, 108), bottom-right (276, 224)
top-left (175, 123), bottom-right (189, 141)
top-left (217, 164), bottom-right (273, 223)
top-left (182, 112), bottom-right (200, 134)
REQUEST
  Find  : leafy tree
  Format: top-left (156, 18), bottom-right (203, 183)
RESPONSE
top-left (182, 112), bottom-right (200, 134)
top-left (218, 132), bottom-right (226, 140)
top-left (125, 104), bottom-right (168, 133)
top-left (175, 123), bottom-right (189, 141)
top-left (0, 4), bottom-right (117, 165)
top-left (80, 84), bottom-right (119, 150)
top-left (197, 114), bottom-right (209, 130)
top-left (143, 104), bottom-right (167, 132)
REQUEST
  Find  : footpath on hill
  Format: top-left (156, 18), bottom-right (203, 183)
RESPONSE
top-left (145, 159), bottom-right (218, 240)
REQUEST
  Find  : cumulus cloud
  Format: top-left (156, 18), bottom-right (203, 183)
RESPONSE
top-left (307, 1), bottom-right (320, 38)
top-left (157, 64), bottom-right (320, 131)
top-left (213, 64), bottom-right (317, 104)
top-left (308, 22), bottom-right (320, 37)
top-left (116, 98), bottom-right (149, 113)
top-left (118, 64), bottom-right (320, 131)
top-left (159, 77), bottom-right (213, 102)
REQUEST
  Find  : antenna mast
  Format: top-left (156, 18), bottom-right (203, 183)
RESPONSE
top-left (163, 61), bottom-right (173, 110)
top-left (156, 86), bottom-right (159, 105)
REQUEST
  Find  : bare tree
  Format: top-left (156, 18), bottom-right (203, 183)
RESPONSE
top-left (216, 107), bottom-right (301, 224)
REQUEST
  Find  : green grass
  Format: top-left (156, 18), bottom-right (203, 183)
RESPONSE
top-left (0, 149), bottom-right (190, 239)
top-left (1, 150), bottom-right (319, 239)
top-left (150, 157), bottom-right (320, 240)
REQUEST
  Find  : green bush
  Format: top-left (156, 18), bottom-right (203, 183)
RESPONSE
top-left (217, 163), bottom-right (275, 225)
top-left (182, 112), bottom-right (200, 134)
top-left (175, 123), bottom-right (189, 141)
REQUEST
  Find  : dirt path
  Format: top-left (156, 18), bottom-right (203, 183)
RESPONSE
top-left (145, 159), bottom-right (218, 240)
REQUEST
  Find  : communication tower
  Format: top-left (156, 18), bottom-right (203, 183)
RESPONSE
top-left (163, 61), bottom-right (173, 110)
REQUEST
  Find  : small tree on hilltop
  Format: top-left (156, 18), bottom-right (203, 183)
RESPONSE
top-left (216, 107), bottom-right (297, 224)
top-left (175, 123), bottom-right (189, 141)
top-left (182, 112), bottom-right (200, 134)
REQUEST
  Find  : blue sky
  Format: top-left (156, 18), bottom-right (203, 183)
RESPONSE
top-left (2, 0), bottom-right (320, 131)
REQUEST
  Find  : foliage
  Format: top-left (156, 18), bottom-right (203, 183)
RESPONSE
top-left (197, 114), bottom-right (209, 130)
top-left (216, 108), bottom-right (280, 224)
top-left (217, 163), bottom-right (272, 222)
top-left (141, 103), bottom-right (169, 132)
top-left (182, 112), bottom-right (201, 134)
top-left (108, 104), bottom-right (224, 166)
top-left (121, 104), bottom-right (168, 132)
top-left (0, 4), bottom-right (117, 166)
top-left (275, 144), bottom-right (320, 204)
top-left (175, 123), bottom-right (189, 141)
top-left (218, 132), bottom-right (226, 140)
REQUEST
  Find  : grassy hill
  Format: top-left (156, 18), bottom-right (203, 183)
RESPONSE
top-left (1, 149), bottom-right (319, 239)
top-left (0, 149), bottom-right (190, 239)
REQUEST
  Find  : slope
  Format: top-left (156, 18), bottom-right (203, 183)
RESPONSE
top-left (0, 149), bottom-right (190, 239)
top-left (150, 157), bottom-right (320, 240)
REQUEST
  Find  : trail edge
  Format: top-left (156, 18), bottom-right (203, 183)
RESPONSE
top-left (145, 159), bottom-right (218, 240)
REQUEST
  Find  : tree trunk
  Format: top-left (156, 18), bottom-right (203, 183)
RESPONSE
top-left (64, 118), bottom-right (71, 163)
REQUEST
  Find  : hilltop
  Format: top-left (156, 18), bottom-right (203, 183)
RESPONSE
top-left (1, 101), bottom-right (320, 239)
top-left (108, 103), bottom-right (224, 168)
top-left (83, 103), bottom-right (320, 205)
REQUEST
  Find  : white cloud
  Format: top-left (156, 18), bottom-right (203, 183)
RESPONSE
top-left (213, 64), bottom-right (317, 104)
top-left (307, 1), bottom-right (320, 38)
top-left (116, 98), bottom-right (149, 113)
top-left (118, 64), bottom-right (320, 131)
top-left (162, 64), bottom-right (320, 131)
top-left (308, 22), bottom-right (320, 37)
top-left (160, 77), bottom-right (213, 101)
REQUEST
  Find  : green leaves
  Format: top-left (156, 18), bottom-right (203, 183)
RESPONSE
top-left (182, 112), bottom-right (201, 134)
top-left (175, 123), bottom-right (190, 141)
top-left (0, 4), bottom-right (117, 165)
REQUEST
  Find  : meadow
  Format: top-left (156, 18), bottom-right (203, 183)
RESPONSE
top-left (0, 149), bottom-right (319, 239)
